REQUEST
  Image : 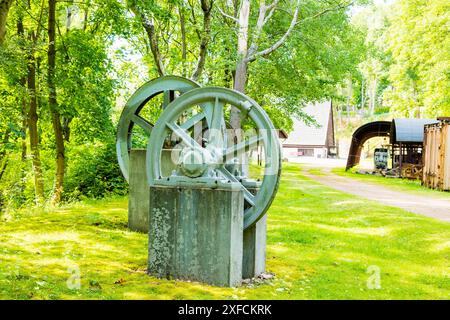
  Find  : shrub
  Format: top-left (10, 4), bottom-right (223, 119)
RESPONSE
top-left (64, 140), bottom-right (128, 200)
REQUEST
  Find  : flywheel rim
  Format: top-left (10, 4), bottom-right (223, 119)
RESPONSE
top-left (116, 75), bottom-right (199, 182)
top-left (146, 86), bottom-right (282, 229)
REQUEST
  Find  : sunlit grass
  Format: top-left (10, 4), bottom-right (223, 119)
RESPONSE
top-left (0, 163), bottom-right (449, 299)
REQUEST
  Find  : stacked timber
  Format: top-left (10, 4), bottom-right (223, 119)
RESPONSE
top-left (423, 119), bottom-right (450, 190)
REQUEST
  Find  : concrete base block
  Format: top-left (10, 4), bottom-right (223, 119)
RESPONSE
top-left (128, 149), bottom-right (149, 232)
top-left (128, 149), bottom-right (177, 233)
top-left (242, 214), bottom-right (267, 279)
top-left (148, 185), bottom-right (244, 287)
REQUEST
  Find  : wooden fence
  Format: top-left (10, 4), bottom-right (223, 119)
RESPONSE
top-left (423, 120), bottom-right (450, 190)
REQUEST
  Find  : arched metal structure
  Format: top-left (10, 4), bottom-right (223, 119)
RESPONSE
top-left (346, 121), bottom-right (391, 170)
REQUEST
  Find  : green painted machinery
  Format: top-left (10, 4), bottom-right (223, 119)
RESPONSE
top-left (116, 75), bottom-right (281, 229)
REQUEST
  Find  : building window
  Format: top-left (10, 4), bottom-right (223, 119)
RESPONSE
top-left (297, 148), bottom-right (314, 157)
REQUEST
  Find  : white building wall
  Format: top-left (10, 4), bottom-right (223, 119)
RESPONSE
top-left (282, 146), bottom-right (328, 159)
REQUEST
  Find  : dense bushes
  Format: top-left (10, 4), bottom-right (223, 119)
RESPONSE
top-left (0, 139), bottom-right (128, 211)
top-left (63, 140), bottom-right (128, 201)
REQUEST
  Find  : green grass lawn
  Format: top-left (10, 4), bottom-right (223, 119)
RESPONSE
top-left (332, 167), bottom-right (450, 199)
top-left (0, 163), bottom-right (449, 299)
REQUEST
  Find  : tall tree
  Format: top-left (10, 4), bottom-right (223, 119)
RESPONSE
top-left (17, 9), bottom-right (27, 161)
top-left (0, 0), bottom-right (13, 44)
top-left (24, 0), bottom-right (46, 204)
top-left (27, 34), bottom-right (45, 204)
top-left (47, 0), bottom-right (65, 203)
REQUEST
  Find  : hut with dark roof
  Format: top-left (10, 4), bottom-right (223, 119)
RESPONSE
top-left (390, 119), bottom-right (438, 174)
top-left (346, 118), bottom-right (439, 178)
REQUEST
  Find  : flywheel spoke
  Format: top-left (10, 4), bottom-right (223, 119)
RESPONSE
top-left (180, 112), bottom-right (206, 130)
top-left (167, 122), bottom-right (202, 149)
top-left (222, 135), bottom-right (262, 162)
top-left (218, 167), bottom-right (256, 207)
top-left (211, 97), bottom-right (224, 131)
top-left (209, 97), bottom-right (225, 149)
top-left (131, 114), bottom-right (152, 134)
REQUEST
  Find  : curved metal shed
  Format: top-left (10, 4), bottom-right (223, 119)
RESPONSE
top-left (346, 121), bottom-right (391, 170)
top-left (391, 119), bottom-right (438, 144)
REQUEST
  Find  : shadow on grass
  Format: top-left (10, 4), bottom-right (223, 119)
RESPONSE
top-left (0, 164), bottom-right (449, 299)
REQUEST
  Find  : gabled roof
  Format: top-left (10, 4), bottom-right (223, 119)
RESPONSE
top-left (391, 119), bottom-right (438, 143)
top-left (283, 101), bottom-right (332, 146)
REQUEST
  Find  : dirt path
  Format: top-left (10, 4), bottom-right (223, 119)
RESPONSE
top-left (302, 170), bottom-right (450, 223)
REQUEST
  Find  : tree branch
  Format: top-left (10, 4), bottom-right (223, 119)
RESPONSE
top-left (263, 0), bottom-right (279, 25)
top-left (192, 0), bottom-right (214, 81)
top-left (246, 0), bottom-right (353, 63)
top-left (296, 1), bottom-right (354, 26)
top-left (216, 5), bottom-right (238, 23)
top-left (247, 1), bottom-right (267, 57)
top-left (187, 0), bottom-right (201, 39)
top-left (178, 4), bottom-right (187, 76)
top-left (246, 0), bottom-right (299, 63)
top-left (130, 5), bottom-right (165, 76)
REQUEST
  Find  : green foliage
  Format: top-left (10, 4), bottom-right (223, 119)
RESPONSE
top-left (247, 3), bottom-right (366, 126)
top-left (0, 0), bottom-right (395, 209)
top-left (54, 29), bottom-right (116, 143)
top-left (384, 0), bottom-right (450, 117)
top-left (349, 0), bottom-right (450, 117)
top-left (63, 140), bottom-right (128, 200)
top-left (0, 0), bottom-right (127, 207)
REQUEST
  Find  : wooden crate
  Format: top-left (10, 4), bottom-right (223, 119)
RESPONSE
top-left (423, 120), bottom-right (450, 190)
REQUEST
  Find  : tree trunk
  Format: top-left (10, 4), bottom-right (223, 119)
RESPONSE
top-left (0, 0), bottom-right (13, 44)
top-left (233, 59), bottom-right (248, 94)
top-left (132, 6), bottom-right (165, 77)
top-left (360, 78), bottom-right (365, 112)
top-left (48, 0), bottom-right (65, 204)
top-left (0, 128), bottom-right (8, 182)
top-left (20, 85), bottom-right (27, 160)
top-left (369, 76), bottom-right (377, 116)
top-left (192, 0), bottom-right (212, 81)
top-left (0, 131), bottom-right (8, 212)
top-left (231, 0), bottom-right (250, 130)
top-left (0, 157), bottom-right (7, 181)
top-left (178, 5), bottom-right (187, 77)
top-left (18, 15), bottom-right (27, 161)
top-left (27, 48), bottom-right (45, 204)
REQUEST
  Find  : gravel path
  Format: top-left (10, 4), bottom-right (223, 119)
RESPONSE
top-left (302, 170), bottom-right (450, 223)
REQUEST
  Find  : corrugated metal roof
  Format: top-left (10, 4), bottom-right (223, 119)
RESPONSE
top-left (392, 118), bottom-right (438, 143)
top-left (283, 101), bottom-right (332, 146)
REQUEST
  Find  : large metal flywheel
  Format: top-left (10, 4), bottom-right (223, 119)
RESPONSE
top-left (116, 76), bottom-right (199, 181)
top-left (146, 87), bottom-right (282, 229)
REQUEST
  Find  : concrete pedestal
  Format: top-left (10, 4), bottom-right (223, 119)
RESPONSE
top-left (128, 149), bottom-right (177, 233)
top-left (148, 185), bottom-right (244, 287)
top-left (128, 149), bottom-right (148, 232)
top-left (242, 214), bottom-right (267, 279)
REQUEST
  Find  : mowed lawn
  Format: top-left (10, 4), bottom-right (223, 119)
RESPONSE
top-left (0, 163), bottom-right (449, 299)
